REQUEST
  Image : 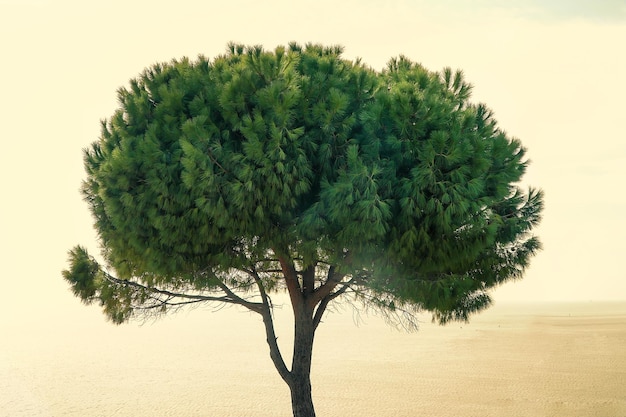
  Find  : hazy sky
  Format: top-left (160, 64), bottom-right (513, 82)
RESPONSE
top-left (1, 0), bottom-right (625, 333)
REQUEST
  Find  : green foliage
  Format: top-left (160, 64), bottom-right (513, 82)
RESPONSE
top-left (63, 246), bottom-right (138, 323)
top-left (65, 43), bottom-right (543, 324)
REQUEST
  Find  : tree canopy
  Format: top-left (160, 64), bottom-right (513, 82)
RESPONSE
top-left (63, 42), bottom-right (542, 417)
top-left (67, 43), bottom-right (541, 321)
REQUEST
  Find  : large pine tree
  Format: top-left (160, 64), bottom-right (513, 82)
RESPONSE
top-left (64, 43), bottom-right (542, 417)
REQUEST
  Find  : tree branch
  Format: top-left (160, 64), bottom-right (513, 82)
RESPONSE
top-left (312, 277), bottom-right (354, 330)
top-left (276, 250), bottom-right (303, 313)
top-left (133, 297), bottom-right (207, 310)
top-left (310, 265), bottom-right (344, 307)
top-left (302, 264), bottom-right (315, 295)
top-left (215, 279), bottom-right (263, 314)
top-left (249, 268), bottom-right (292, 384)
top-left (104, 273), bottom-right (264, 314)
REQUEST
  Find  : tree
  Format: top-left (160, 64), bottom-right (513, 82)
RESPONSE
top-left (63, 43), bottom-right (543, 417)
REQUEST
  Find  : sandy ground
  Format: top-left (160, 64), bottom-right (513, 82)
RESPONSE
top-left (2, 302), bottom-right (625, 416)
top-left (312, 302), bottom-right (626, 417)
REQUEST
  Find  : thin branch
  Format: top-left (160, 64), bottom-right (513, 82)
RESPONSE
top-left (133, 298), bottom-right (206, 310)
top-left (313, 277), bottom-right (354, 330)
top-left (310, 265), bottom-right (344, 307)
top-left (253, 268), bottom-right (284, 274)
top-left (215, 280), bottom-right (263, 314)
top-left (104, 273), bottom-right (264, 312)
top-left (345, 287), bottom-right (422, 332)
top-left (253, 257), bottom-right (281, 264)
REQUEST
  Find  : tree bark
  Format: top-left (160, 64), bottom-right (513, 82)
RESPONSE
top-left (275, 253), bottom-right (318, 417)
top-left (289, 304), bottom-right (316, 417)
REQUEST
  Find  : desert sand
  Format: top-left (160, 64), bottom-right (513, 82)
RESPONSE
top-left (2, 302), bottom-right (625, 416)
top-left (312, 302), bottom-right (626, 417)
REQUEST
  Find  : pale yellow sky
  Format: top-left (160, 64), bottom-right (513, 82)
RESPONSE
top-left (1, 0), bottom-right (625, 332)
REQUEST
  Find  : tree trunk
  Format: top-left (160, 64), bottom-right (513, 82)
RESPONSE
top-left (289, 371), bottom-right (315, 417)
top-left (289, 304), bottom-right (316, 417)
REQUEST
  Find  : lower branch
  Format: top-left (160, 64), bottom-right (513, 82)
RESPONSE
top-left (250, 269), bottom-right (292, 384)
top-left (104, 273), bottom-right (264, 314)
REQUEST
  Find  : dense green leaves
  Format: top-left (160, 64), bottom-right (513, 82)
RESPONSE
top-left (63, 246), bottom-right (137, 323)
top-left (66, 43), bottom-right (542, 324)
